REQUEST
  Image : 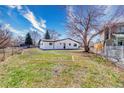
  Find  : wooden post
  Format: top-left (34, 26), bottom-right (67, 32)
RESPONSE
top-left (72, 56), bottom-right (74, 62)
top-left (121, 46), bottom-right (123, 59)
top-left (11, 46), bottom-right (14, 55)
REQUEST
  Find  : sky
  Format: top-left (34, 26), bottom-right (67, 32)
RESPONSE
top-left (0, 5), bottom-right (67, 38)
top-left (0, 5), bottom-right (122, 40)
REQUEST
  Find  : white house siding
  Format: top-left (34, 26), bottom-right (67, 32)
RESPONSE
top-left (54, 39), bottom-right (79, 49)
top-left (40, 41), bottom-right (54, 49)
top-left (40, 38), bottom-right (80, 50)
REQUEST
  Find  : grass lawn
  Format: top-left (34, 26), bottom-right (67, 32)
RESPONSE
top-left (0, 48), bottom-right (124, 88)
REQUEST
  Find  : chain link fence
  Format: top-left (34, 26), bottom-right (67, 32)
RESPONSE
top-left (104, 46), bottom-right (124, 62)
top-left (0, 47), bottom-right (23, 61)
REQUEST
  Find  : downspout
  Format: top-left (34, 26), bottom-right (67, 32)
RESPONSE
top-left (53, 41), bottom-right (55, 49)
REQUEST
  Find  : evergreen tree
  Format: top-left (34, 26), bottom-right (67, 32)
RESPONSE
top-left (44, 30), bottom-right (50, 39)
top-left (25, 33), bottom-right (33, 47)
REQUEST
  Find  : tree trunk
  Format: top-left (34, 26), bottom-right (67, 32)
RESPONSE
top-left (84, 46), bottom-right (90, 52)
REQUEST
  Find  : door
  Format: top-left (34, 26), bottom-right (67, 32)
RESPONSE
top-left (63, 43), bottom-right (66, 49)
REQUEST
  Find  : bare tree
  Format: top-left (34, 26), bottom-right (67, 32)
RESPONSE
top-left (0, 28), bottom-right (11, 61)
top-left (48, 29), bottom-right (61, 40)
top-left (66, 5), bottom-right (124, 52)
top-left (11, 35), bottom-right (24, 46)
top-left (38, 39), bottom-right (41, 48)
top-left (10, 36), bottom-right (24, 55)
top-left (29, 31), bottom-right (41, 47)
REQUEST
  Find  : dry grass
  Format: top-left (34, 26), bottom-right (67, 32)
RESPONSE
top-left (0, 48), bottom-right (124, 88)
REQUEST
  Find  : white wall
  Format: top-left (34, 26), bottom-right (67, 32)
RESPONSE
top-left (54, 39), bottom-right (80, 49)
top-left (40, 41), bottom-right (54, 49)
top-left (40, 39), bottom-right (80, 50)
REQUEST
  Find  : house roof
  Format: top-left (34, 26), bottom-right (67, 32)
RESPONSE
top-left (114, 32), bottom-right (124, 34)
top-left (41, 39), bottom-right (55, 42)
top-left (100, 22), bottom-right (124, 34)
top-left (41, 38), bottom-right (81, 44)
top-left (113, 34), bottom-right (124, 38)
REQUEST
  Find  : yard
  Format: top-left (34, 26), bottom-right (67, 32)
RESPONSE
top-left (0, 48), bottom-right (124, 88)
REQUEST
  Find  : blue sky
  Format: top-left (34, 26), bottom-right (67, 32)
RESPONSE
top-left (0, 5), bottom-right (121, 40)
top-left (0, 5), bottom-right (67, 38)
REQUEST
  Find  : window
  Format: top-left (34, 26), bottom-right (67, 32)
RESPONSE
top-left (74, 43), bottom-right (77, 47)
top-left (69, 43), bottom-right (71, 46)
top-left (121, 27), bottom-right (124, 32)
top-left (119, 27), bottom-right (122, 32)
top-left (118, 41), bottom-right (123, 46)
top-left (118, 26), bottom-right (124, 33)
top-left (49, 43), bottom-right (52, 45)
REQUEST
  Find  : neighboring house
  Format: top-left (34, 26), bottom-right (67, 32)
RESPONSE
top-left (40, 38), bottom-right (81, 50)
top-left (97, 23), bottom-right (124, 61)
top-left (101, 23), bottom-right (124, 46)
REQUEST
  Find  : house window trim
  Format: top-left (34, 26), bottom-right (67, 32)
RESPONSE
top-left (74, 43), bottom-right (77, 47)
top-left (49, 42), bottom-right (53, 45)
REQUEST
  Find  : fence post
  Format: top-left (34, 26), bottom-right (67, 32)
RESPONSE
top-left (121, 46), bottom-right (124, 59)
top-left (105, 44), bottom-right (109, 58)
top-left (104, 45), bottom-right (106, 56)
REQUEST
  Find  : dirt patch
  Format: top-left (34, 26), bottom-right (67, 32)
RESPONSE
top-left (52, 64), bottom-right (67, 77)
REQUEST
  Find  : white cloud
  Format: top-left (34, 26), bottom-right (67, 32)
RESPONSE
top-left (1, 24), bottom-right (25, 36)
top-left (67, 6), bottom-right (73, 12)
top-left (7, 5), bottom-right (46, 33)
top-left (66, 6), bottom-right (75, 23)
top-left (104, 6), bottom-right (113, 14)
top-left (7, 5), bottom-right (17, 8)
top-left (2, 24), bottom-right (17, 33)
top-left (22, 9), bottom-right (46, 33)
top-left (66, 6), bottom-right (74, 17)
top-left (40, 18), bottom-right (46, 28)
top-left (7, 5), bottom-right (22, 10)
top-left (30, 27), bottom-right (37, 31)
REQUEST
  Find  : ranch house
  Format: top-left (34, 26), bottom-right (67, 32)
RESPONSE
top-left (40, 38), bottom-right (81, 50)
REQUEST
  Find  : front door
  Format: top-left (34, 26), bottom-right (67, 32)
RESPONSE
top-left (63, 43), bottom-right (66, 49)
